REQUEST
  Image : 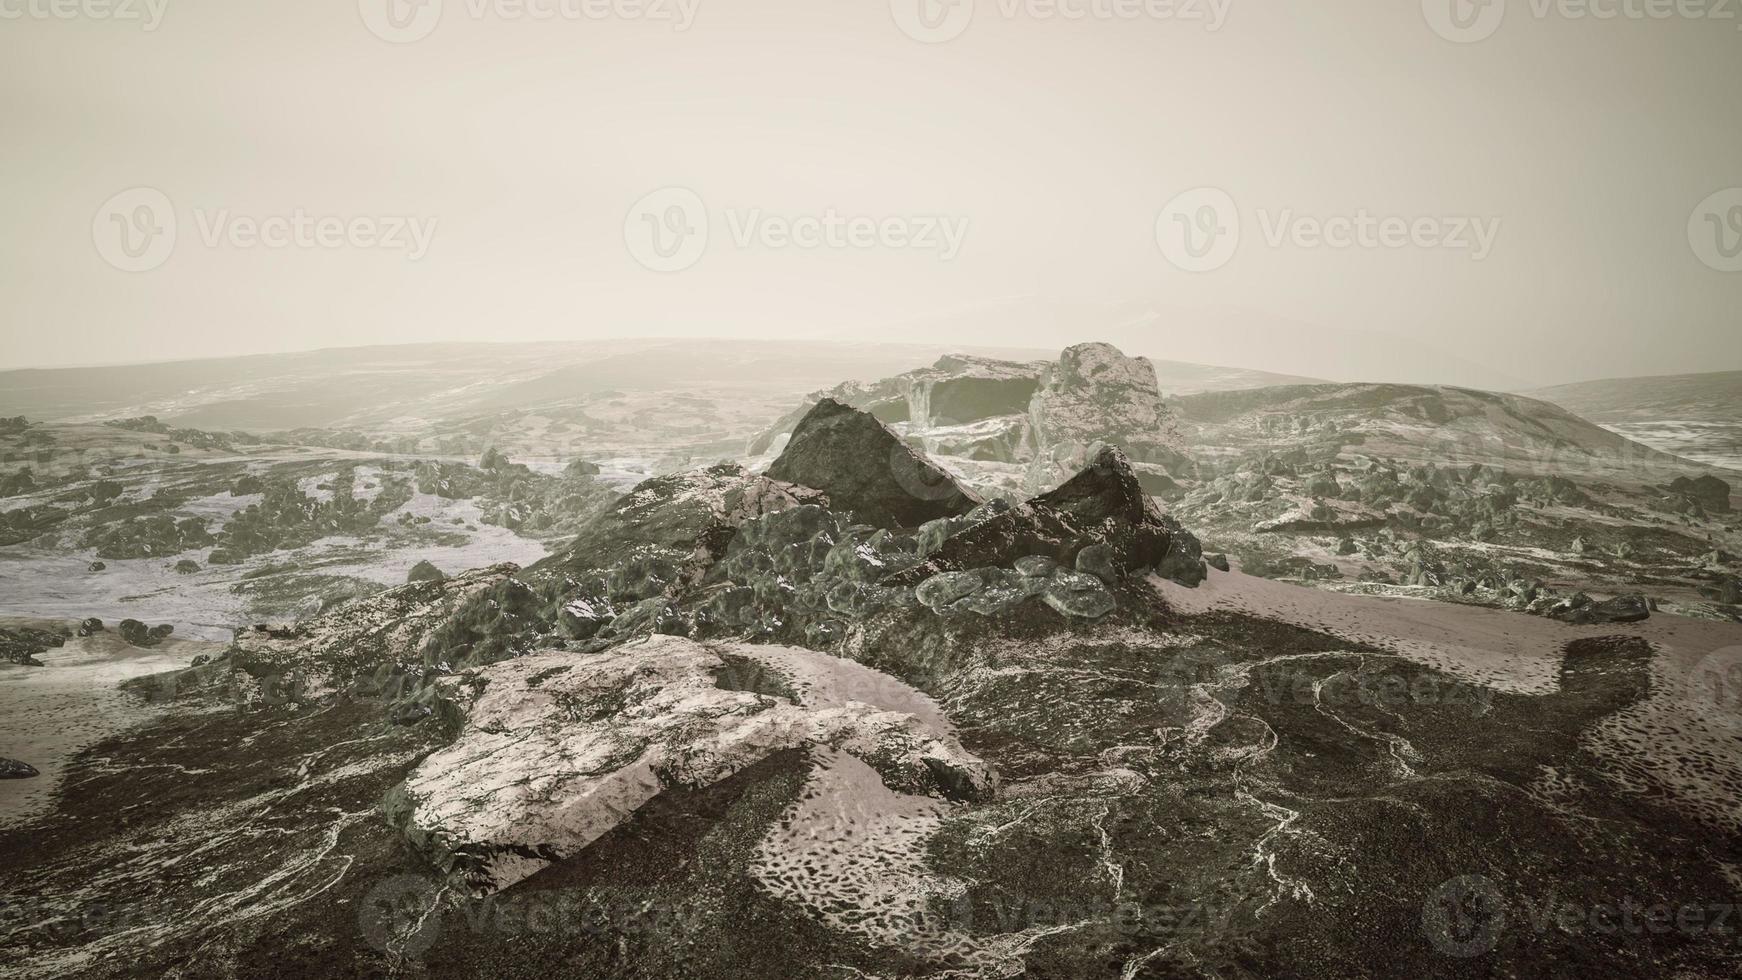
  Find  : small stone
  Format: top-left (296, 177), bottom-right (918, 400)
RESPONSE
top-left (0, 758), bottom-right (39, 779)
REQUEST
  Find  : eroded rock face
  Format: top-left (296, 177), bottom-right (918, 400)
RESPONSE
top-left (1025, 342), bottom-right (1183, 492)
top-left (389, 635), bottom-right (994, 893)
top-left (766, 398), bottom-right (981, 529)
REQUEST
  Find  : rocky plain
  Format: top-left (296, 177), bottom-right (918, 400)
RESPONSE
top-left (0, 340), bottom-right (1738, 979)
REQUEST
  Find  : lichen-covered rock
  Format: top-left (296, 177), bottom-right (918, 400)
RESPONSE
top-left (1042, 570), bottom-right (1117, 619)
top-left (390, 635), bottom-right (994, 893)
top-left (765, 399), bottom-right (981, 529)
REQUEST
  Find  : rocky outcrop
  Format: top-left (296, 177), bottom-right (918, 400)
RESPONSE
top-left (1024, 342), bottom-right (1183, 492)
top-left (747, 354), bottom-right (1046, 456)
top-left (765, 399), bottom-right (981, 529)
top-left (215, 564), bottom-right (525, 706)
top-left (900, 447), bottom-right (1206, 591)
top-left (389, 635), bottom-right (994, 894)
top-left (0, 625), bottom-right (67, 666)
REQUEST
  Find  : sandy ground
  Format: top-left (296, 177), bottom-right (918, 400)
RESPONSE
top-left (0, 621), bottom-right (223, 829)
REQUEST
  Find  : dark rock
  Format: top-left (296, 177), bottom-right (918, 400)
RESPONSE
top-left (1670, 474), bottom-right (1732, 513)
top-left (765, 398), bottom-right (980, 529)
top-left (88, 561), bottom-right (106, 572)
top-left (173, 559), bottom-right (201, 575)
top-left (407, 560), bottom-right (448, 584)
top-left (1206, 553), bottom-right (1230, 572)
top-left (118, 619), bottom-right (158, 647)
top-left (895, 446), bottom-right (1208, 589)
top-left (0, 758), bottom-right (39, 779)
top-left (77, 617), bottom-right (104, 637)
top-left (1550, 593), bottom-right (1651, 625)
top-left (0, 625), bottom-right (66, 666)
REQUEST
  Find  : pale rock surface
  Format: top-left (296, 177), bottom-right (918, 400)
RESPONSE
top-left (392, 634), bottom-right (995, 893)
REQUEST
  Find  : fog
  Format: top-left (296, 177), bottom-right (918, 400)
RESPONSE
top-left (3, 0), bottom-right (1739, 387)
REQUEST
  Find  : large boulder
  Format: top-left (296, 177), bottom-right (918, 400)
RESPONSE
top-left (765, 398), bottom-right (981, 529)
top-left (389, 635), bottom-right (995, 894)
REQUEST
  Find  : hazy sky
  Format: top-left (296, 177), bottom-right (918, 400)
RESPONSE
top-left (2, 0), bottom-right (1738, 387)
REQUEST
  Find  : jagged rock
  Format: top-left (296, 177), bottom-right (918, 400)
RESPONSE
top-left (765, 398), bottom-right (980, 529)
top-left (1206, 553), bottom-right (1231, 572)
top-left (406, 560), bottom-right (447, 584)
top-left (0, 758), bottom-right (39, 779)
top-left (898, 446), bottom-right (1207, 589)
top-left (389, 636), bottom-right (994, 894)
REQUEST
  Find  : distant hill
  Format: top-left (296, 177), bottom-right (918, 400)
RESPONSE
top-left (0, 339), bottom-right (1314, 433)
top-left (1528, 371), bottom-right (1742, 471)
top-left (1529, 371), bottom-right (1742, 424)
top-left (1170, 382), bottom-right (1702, 482)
